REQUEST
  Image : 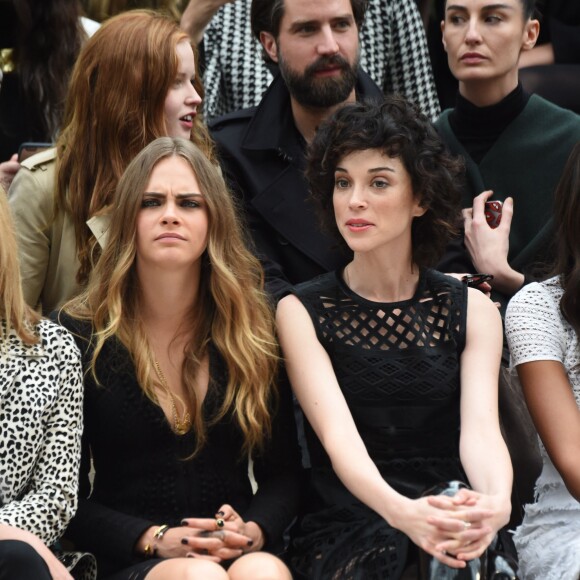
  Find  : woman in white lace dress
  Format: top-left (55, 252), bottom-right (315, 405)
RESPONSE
top-left (505, 143), bottom-right (580, 580)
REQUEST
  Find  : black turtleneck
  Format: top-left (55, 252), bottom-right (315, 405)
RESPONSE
top-left (449, 83), bottom-right (530, 164)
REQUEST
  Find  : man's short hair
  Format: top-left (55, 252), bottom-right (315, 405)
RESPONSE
top-left (251, 0), bottom-right (368, 64)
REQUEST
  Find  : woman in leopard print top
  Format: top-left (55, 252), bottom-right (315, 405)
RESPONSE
top-left (0, 187), bottom-right (85, 579)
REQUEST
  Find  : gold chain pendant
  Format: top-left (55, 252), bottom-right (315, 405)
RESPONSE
top-left (153, 360), bottom-right (192, 435)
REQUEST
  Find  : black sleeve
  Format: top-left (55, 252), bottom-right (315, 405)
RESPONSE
top-left (242, 369), bottom-right (305, 550)
top-left (66, 496), bottom-right (154, 565)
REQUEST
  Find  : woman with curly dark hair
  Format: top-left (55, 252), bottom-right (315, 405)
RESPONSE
top-left (277, 97), bottom-right (513, 579)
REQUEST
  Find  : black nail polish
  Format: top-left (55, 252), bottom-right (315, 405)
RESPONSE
top-left (247, 540), bottom-right (254, 547)
top-left (181, 538), bottom-right (189, 545)
top-left (216, 510), bottom-right (225, 517)
top-left (181, 520), bottom-right (189, 526)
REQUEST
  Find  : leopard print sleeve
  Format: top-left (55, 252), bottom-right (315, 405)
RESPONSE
top-left (0, 319), bottom-right (84, 546)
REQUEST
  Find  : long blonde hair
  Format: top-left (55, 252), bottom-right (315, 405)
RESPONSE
top-left (0, 189), bottom-right (39, 345)
top-left (56, 9), bottom-right (215, 286)
top-left (64, 138), bottom-right (278, 456)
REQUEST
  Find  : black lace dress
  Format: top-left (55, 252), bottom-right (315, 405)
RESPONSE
top-left (288, 268), bottom-right (468, 579)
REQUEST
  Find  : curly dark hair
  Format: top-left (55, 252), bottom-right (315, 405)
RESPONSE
top-left (306, 96), bottom-right (464, 268)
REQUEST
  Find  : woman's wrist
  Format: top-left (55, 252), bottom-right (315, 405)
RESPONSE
top-left (135, 525), bottom-right (170, 557)
top-left (243, 521), bottom-right (265, 551)
top-left (180, 0), bottom-right (224, 44)
top-left (380, 494), bottom-right (412, 529)
top-left (488, 494), bottom-right (511, 527)
top-left (489, 265), bottom-right (524, 296)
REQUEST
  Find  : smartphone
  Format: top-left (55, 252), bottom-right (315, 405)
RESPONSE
top-left (461, 273), bottom-right (494, 288)
top-left (484, 200), bottom-right (503, 229)
top-left (17, 142), bottom-right (53, 163)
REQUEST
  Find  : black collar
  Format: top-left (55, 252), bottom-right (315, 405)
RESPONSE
top-left (448, 83), bottom-right (529, 164)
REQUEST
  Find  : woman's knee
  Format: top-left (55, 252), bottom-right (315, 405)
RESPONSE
top-left (145, 557), bottom-right (229, 580)
top-left (228, 552), bottom-right (292, 580)
top-left (0, 540), bottom-right (52, 580)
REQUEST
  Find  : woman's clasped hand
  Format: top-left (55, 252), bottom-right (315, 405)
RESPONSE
top-left (424, 489), bottom-right (509, 562)
top-left (177, 506), bottom-right (263, 561)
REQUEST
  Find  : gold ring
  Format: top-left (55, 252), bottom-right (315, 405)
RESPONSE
top-left (216, 518), bottom-right (225, 529)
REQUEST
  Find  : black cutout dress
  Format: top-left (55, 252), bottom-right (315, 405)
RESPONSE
top-left (289, 268), bottom-right (468, 579)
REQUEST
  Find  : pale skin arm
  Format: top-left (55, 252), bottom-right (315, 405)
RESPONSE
top-left (519, 43), bottom-right (555, 68)
top-left (0, 524), bottom-right (72, 580)
top-left (428, 288), bottom-right (512, 560)
top-left (463, 190), bottom-right (524, 296)
top-left (516, 360), bottom-right (580, 501)
top-left (180, 0), bottom-right (235, 45)
top-left (277, 295), bottom-right (493, 569)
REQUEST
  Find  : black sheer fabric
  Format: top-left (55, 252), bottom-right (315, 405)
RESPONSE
top-left (289, 268), bottom-right (468, 579)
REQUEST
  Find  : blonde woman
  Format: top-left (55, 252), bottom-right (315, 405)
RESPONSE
top-left (55, 138), bottom-right (301, 580)
top-left (0, 187), bottom-right (86, 579)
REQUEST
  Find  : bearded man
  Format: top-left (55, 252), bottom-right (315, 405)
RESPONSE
top-left (210, 0), bottom-right (383, 298)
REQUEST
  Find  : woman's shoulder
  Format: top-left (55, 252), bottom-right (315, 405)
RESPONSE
top-left (9, 148), bottom-right (57, 213)
top-left (507, 277), bottom-right (563, 313)
top-left (423, 269), bottom-right (466, 303)
top-left (506, 277), bottom-right (571, 365)
top-left (4, 317), bottom-right (82, 363)
top-left (424, 268), bottom-right (462, 288)
top-left (292, 271), bottom-right (340, 300)
top-left (49, 310), bottom-right (95, 351)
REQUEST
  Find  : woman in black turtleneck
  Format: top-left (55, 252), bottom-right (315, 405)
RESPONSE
top-left (435, 0), bottom-right (580, 535)
top-left (435, 0), bottom-right (580, 311)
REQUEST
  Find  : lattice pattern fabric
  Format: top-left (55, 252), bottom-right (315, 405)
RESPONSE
top-left (288, 268), bottom-right (468, 579)
top-left (202, 0), bottom-right (440, 121)
top-left (505, 277), bottom-right (580, 580)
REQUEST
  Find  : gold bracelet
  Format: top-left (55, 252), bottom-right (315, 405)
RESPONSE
top-left (153, 524), bottom-right (170, 540)
top-left (143, 542), bottom-right (155, 558)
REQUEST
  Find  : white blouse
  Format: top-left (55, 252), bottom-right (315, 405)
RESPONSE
top-left (505, 277), bottom-right (580, 580)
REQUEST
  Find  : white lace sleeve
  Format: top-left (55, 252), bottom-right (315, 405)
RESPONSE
top-left (505, 279), bottom-right (567, 368)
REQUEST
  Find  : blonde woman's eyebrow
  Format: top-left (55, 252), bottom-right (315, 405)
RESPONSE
top-left (142, 192), bottom-right (203, 198)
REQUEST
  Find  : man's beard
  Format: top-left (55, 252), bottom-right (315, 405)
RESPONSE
top-left (279, 53), bottom-right (359, 108)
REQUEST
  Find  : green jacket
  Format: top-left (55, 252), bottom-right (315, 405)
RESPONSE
top-left (436, 95), bottom-right (580, 308)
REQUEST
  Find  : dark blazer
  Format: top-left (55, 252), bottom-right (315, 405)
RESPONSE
top-left (210, 71), bottom-right (384, 299)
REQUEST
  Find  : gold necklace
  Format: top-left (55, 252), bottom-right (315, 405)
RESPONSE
top-left (153, 360), bottom-right (192, 435)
